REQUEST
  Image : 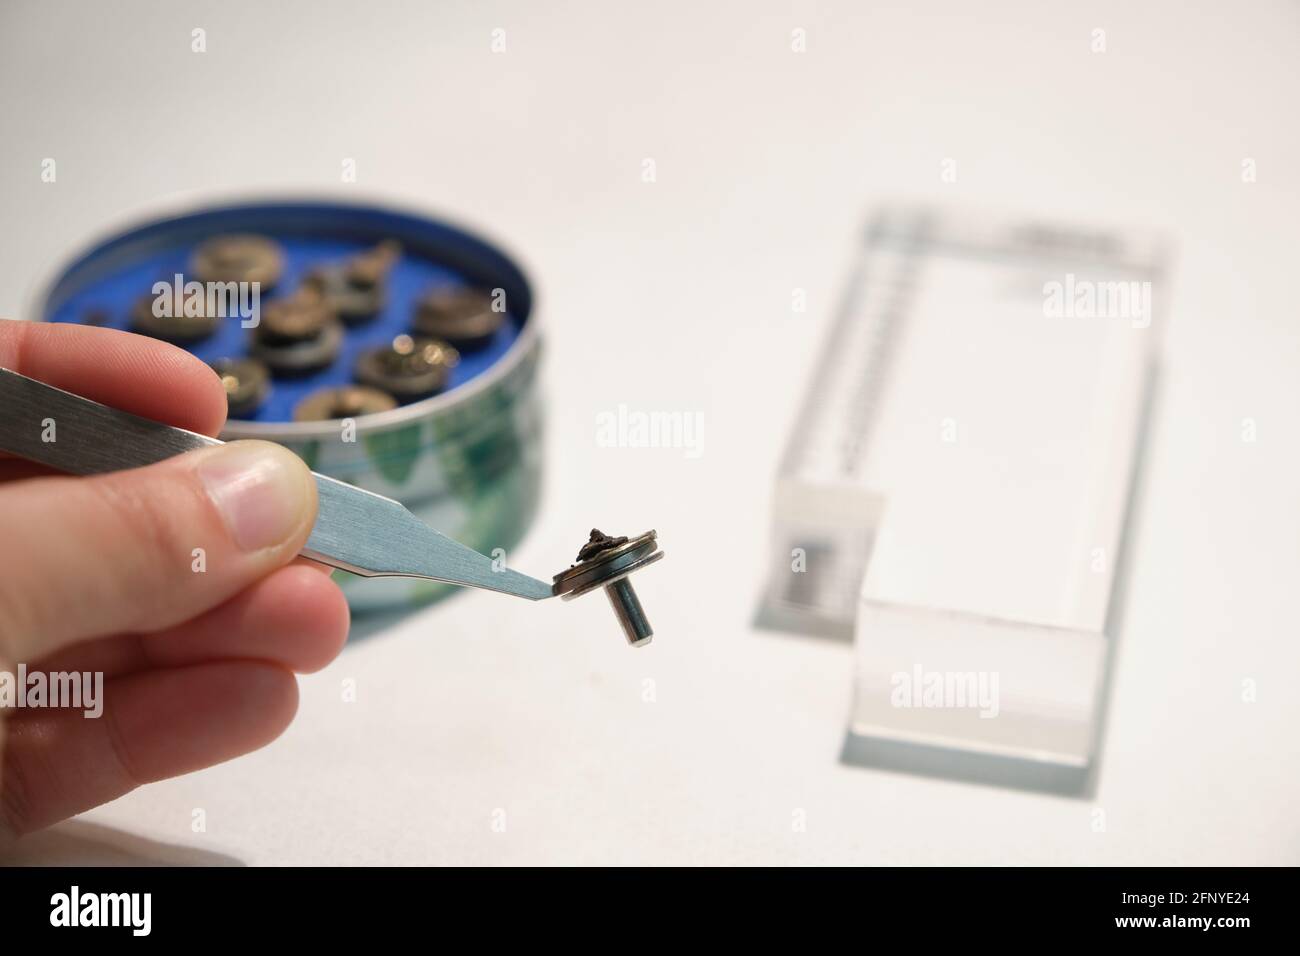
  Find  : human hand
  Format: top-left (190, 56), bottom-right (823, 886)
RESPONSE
top-left (0, 319), bottom-right (349, 839)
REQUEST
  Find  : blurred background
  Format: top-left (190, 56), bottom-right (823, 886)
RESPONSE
top-left (1, 0), bottom-right (1296, 864)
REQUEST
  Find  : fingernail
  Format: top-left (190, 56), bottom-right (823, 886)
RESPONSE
top-left (198, 441), bottom-right (314, 552)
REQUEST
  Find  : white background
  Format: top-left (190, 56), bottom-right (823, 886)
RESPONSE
top-left (1, 0), bottom-right (1297, 864)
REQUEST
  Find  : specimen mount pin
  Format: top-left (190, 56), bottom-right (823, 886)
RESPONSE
top-left (552, 529), bottom-right (663, 647)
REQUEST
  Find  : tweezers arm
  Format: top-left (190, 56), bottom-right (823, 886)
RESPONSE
top-left (0, 367), bottom-right (220, 470)
top-left (0, 368), bottom-right (555, 601)
top-left (303, 477), bottom-right (554, 599)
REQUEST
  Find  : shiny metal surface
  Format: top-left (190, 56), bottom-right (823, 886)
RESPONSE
top-left (0, 367), bottom-right (554, 601)
top-left (605, 577), bottom-right (653, 647)
top-left (552, 530), bottom-right (663, 646)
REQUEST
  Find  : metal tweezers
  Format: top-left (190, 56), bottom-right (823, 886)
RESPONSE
top-left (0, 368), bottom-right (555, 601)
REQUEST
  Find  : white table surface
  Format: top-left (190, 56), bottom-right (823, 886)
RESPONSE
top-left (1, 0), bottom-right (1297, 865)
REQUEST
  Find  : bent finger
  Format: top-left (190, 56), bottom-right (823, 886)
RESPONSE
top-left (0, 318), bottom-right (227, 440)
top-left (32, 563), bottom-right (351, 679)
top-left (0, 660), bottom-right (297, 835)
top-left (0, 440), bottom-right (317, 664)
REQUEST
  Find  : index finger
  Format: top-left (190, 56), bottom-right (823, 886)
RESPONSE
top-left (0, 319), bottom-right (228, 438)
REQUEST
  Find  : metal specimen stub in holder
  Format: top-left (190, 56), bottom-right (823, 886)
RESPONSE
top-left (304, 240), bottom-right (401, 325)
top-left (131, 287), bottom-right (220, 343)
top-left (553, 530), bottom-right (664, 647)
top-left (414, 286), bottom-right (506, 351)
top-left (353, 334), bottom-right (459, 402)
top-left (191, 234), bottom-right (285, 289)
top-left (250, 288), bottom-right (344, 375)
top-left (294, 385), bottom-right (398, 423)
top-left (32, 198), bottom-right (544, 611)
top-left (210, 357), bottom-right (270, 418)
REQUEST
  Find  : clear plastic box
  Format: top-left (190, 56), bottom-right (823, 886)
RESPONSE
top-left (760, 206), bottom-right (1167, 792)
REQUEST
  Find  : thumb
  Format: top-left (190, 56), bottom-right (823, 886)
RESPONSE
top-left (0, 440), bottom-right (317, 663)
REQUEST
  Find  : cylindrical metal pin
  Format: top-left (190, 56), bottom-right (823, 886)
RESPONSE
top-left (552, 529), bottom-right (663, 649)
top-left (605, 577), bottom-right (653, 646)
